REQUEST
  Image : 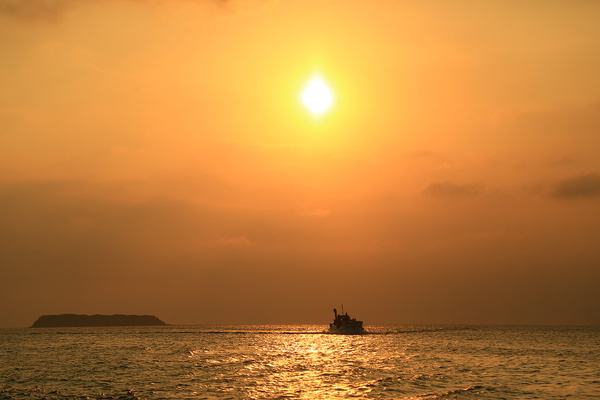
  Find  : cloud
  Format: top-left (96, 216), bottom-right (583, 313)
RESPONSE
top-left (0, 0), bottom-right (73, 22)
top-left (296, 209), bottom-right (331, 217)
top-left (196, 236), bottom-right (254, 247)
top-left (423, 182), bottom-right (481, 198)
top-left (0, 0), bottom-right (268, 22)
top-left (551, 173), bottom-right (600, 199)
top-left (404, 150), bottom-right (440, 159)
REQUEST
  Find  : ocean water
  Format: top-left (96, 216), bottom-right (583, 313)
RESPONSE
top-left (1, 325), bottom-right (599, 399)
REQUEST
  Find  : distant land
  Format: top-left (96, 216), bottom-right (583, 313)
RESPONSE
top-left (31, 314), bottom-right (167, 327)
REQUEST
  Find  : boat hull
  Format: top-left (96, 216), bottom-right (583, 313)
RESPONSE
top-left (328, 321), bottom-right (365, 335)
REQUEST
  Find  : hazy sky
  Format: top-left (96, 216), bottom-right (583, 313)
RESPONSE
top-left (2, 0), bottom-right (600, 327)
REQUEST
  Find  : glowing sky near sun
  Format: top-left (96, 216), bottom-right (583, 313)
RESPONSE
top-left (1, 0), bottom-right (600, 327)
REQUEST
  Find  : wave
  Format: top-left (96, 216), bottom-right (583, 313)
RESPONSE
top-left (0, 386), bottom-right (145, 400)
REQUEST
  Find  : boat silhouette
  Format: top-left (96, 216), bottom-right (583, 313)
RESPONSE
top-left (328, 306), bottom-right (365, 334)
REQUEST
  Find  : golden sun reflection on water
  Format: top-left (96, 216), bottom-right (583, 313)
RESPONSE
top-left (6, 326), bottom-right (597, 399)
top-left (242, 333), bottom-right (374, 399)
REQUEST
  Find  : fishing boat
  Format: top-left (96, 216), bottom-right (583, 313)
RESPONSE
top-left (328, 306), bottom-right (365, 334)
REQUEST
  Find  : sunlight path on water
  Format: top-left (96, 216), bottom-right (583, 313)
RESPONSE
top-left (1, 325), bottom-right (599, 399)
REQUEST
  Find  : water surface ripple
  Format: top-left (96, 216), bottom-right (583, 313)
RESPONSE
top-left (1, 325), bottom-right (598, 399)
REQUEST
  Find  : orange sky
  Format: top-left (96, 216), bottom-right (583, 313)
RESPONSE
top-left (1, 0), bottom-right (600, 327)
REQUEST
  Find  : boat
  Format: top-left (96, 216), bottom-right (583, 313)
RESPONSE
top-left (328, 306), bottom-right (365, 334)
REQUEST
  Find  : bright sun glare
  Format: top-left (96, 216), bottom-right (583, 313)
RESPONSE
top-left (301, 76), bottom-right (333, 115)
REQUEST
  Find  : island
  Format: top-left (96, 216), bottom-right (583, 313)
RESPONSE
top-left (31, 314), bottom-right (167, 327)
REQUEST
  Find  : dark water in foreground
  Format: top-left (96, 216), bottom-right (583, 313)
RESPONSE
top-left (1, 325), bottom-right (599, 399)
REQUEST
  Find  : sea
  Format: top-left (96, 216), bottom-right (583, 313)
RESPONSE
top-left (1, 325), bottom-right (599, 399)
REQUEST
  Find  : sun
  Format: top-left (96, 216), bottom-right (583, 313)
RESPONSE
top-left (301, 76), bottom-right (333, 115)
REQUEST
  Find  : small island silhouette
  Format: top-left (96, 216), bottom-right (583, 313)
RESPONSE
top-left (31, 314), bottom-right (167, 327)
